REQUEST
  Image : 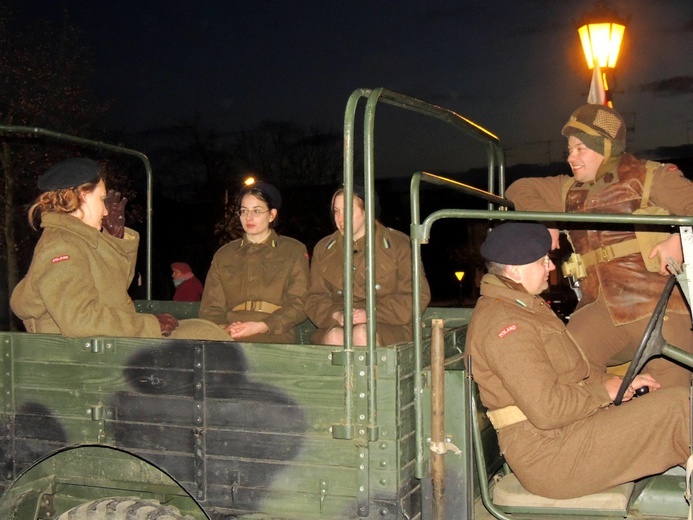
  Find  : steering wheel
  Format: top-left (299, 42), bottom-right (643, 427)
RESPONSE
top-left (613, 275), bottom-right (677, 405)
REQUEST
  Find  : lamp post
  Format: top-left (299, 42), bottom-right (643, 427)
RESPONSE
top-left (576, 0), bottom-right (627, 106)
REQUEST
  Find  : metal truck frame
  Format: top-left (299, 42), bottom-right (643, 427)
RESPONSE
top-left (0, 89), bottom-right (692, 519)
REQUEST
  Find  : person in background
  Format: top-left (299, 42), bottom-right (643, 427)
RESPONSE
top-left (11, 158), bottom-right (229, 341)
top-left (305, 185), bottom-right (431, 346)
top-left (171, 262), bottom-right (203, 302)
top-left (506, 103), bottom-right (693, 388)
top-left (200, 181), bottom-right (309, 343)
top-left (465, 222), bottom-right (689, 500)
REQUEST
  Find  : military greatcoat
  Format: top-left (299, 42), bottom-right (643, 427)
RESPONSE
top-left (465, 273), bottom-right (689, 499)
top-left (11, 212), bottom-right (162, 338)
top-left (199, 229), bottom-right (309, 343)
top-left (305, 221), bottom-right (431, 345)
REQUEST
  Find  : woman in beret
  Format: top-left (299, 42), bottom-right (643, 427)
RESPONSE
top-left (11, 158), bottom-right (227, 340)
top-left (199, 182), bottom-right (310, 343)
top-left (465, 222), bottom-right (688, 499)
top-left (305, 185), bottom-right (431, 346)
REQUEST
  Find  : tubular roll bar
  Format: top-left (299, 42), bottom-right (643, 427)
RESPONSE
top-left (0, 125), bottom-right (154, 299)
top-left (336, 88), bottom-right (504, 445)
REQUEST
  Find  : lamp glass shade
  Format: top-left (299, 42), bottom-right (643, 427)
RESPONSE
top-left (578, 22), bottom-right (625, 69)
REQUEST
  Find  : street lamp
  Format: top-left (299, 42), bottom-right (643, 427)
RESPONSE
top-left (576, 1), bottom-right (627, 105)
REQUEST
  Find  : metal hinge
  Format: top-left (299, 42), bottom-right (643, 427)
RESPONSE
top-left (82, 338), bottom-right (115, 354)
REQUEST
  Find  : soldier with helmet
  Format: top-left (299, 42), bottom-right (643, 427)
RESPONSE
top-left (506, 104), bottom-right (693, 387)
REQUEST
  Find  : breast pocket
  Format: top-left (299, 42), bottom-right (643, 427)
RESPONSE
top-left (539, 320), bottom-right (587, 379)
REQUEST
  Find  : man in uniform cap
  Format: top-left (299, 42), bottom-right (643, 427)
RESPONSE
top-left (464, 221), bottom-right (689, 500)
top-left (506, 104), bottom-right (693, 388)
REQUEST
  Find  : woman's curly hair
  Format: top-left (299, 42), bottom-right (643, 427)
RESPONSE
top-left (28, 178), bottom-right (102, 230)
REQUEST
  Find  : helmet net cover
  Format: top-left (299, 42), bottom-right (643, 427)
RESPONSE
top-left (562, 104), bottom-right (626, 156)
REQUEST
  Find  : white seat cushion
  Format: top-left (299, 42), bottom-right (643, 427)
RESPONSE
top-left (493, 473), bottom-right (634, 512)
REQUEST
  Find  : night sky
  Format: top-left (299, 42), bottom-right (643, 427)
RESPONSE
top-left (8, 0), bottom-right (693, 174)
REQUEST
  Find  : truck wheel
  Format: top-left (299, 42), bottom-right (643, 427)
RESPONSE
top-left (56, 497), bottom-right (194, 519)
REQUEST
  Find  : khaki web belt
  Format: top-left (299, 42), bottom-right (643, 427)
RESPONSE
top-left (578, 238), bottom-right (641, 268)
top-left (562, 238), bottom-right (641, 280)
top-left (486, 405), bottom-right (528, 430)
top-left (231, 300), bottom-right (281, 313)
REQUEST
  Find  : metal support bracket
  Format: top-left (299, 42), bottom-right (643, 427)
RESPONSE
top-left (82, 338), bottom-right (115, 354)
top-left (193, 345), bottom-right (207, 501)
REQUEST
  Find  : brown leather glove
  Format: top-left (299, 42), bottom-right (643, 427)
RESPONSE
top-left (155, 313), bottom-right (179, 337)
top-left (102, 190), bottom-right (127, 238)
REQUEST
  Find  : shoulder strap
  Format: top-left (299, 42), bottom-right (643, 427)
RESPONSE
top-left (561, 176), bottom-right (575, 212)
top-left (641, 160), bottom-right (662, 208)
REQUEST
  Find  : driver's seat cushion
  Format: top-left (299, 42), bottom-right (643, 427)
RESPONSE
top-left (493, 472), bottom-right (634, 513)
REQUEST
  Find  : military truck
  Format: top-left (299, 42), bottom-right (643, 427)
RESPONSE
top-left (0, 89), bottom-right (692, 519)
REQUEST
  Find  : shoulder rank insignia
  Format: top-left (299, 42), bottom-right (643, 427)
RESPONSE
top-left (326, 239), bottom-right (337, 250)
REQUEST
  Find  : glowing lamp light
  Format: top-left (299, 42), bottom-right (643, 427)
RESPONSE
top-left (244, 177), bottom-right (256, 186)
top-left (577, 1), bottom-right (626, 70)
top-left (454, 271), bottom-right (465, 282)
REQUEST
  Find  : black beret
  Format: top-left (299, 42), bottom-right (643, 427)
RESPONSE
top-left (241, 181), bottom-right (282, 210)
top-left (480, 222), bottom-right (551, 265)
top-left (38, 158), bottom-right (101, 191)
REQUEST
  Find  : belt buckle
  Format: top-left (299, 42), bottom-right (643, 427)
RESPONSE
top-left (599, 246), bottom-right (613, 263)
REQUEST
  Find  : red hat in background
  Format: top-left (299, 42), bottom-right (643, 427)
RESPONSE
top-left (171, 262), bottom-right (192, 274)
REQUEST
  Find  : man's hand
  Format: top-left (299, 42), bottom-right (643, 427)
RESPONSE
top-left (102, 190), bottom-right (127, 238)
top-left (156, 313), bottom-right (179, 337)
top-left (548, 228), bottom-right (560, 250)
top-left (649, 234), bottom-right (683, 275)
top-left (603, 373), bottom-right (660, 402)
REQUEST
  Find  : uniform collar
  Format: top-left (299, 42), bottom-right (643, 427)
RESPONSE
top-left (41, 212), bottom-right (101, 248)
top-left (594, 154), bottom-right (622, 183)
top-left (480, 273), bottom-right (542, 311)
top-left (240, 228), bottom-right (279, 248)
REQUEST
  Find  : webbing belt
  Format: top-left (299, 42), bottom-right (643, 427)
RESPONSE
top-left (231, 300), bottom-right (281, 313)
top-left (578, 238), bottom-right (641, 269)
top-left (486, 405), bottom-right (528, 430)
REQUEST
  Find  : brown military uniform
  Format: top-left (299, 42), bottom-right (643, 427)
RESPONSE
top-left (305, 222), bottom-right (431, 345)
top-left (200, 229), bottom-right (309, 343)
top-left (12, 213), bottom-right (230, 341)
top-left (12, 212), bottom-right (162, 338)
top-left (506, 154), bottom-right (693, 386)
top-left (465, 274), bottom-right (689, 499)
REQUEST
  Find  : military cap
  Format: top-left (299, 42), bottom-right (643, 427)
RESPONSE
top-left (241, 181), bottom-right (282, 210)
top-left (38, 158), bottom-right (102, 191)
top-left (480, 222), bottom-right (551, 265)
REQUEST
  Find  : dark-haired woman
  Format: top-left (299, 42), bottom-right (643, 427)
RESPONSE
top-left (305, 186), bottom-right (431, 346)
top-left (200, 182), bottom-right (309, 343)
top-left (10, 158), bottom-right (217, 339)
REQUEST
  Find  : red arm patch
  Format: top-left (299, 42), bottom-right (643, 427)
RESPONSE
top-left (51, 255), bottom-right (70, 264)
top-left (498, 324), bottom-right (517, 338)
